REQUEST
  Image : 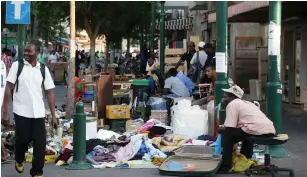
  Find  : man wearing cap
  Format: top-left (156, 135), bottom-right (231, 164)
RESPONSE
top-left (190, 41), bottom-right (208, 68)
top-left (219, 85), bottom-right (276, 173)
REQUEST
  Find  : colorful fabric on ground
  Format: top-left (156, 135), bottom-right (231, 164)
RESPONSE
top-left (232, 151), bottom-right (258, 172)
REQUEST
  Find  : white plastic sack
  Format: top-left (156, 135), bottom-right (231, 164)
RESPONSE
top-left (172, 100), bottom-right (208, 139)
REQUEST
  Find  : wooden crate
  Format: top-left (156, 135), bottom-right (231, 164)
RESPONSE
top-left (165, 48), bottom-right (185, 56)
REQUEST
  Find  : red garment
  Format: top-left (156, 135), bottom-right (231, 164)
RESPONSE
top-left (74, 77), bottom-right (85, 102)
top-left (1, 54), bottom-right (12, 70)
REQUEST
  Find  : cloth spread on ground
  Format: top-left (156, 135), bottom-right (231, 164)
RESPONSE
top-left (113, 134), bottom-right (167, 162)
top-left (113, 134), bottom-right (144, 162)
top-left (152, 136), bottom-right (186, 152)
top-left (232, 151), bottom-right (258, 172)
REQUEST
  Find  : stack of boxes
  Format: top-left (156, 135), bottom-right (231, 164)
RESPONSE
top-left (105, 105), bottom-right (130, 133)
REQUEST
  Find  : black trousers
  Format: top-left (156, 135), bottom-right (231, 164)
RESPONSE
top-left (221, 127), bottom-right (253, 170)
top-left (14, 114), bottom-right (46, 176)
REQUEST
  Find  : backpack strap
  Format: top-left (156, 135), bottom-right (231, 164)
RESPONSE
top-left (196, 51), bottom-right (199, 64)
top-left (15, 59), bottom-right (25, 92)
top-left (40, 63), bottom-right (46, 91)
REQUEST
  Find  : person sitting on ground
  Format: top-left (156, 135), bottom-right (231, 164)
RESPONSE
top-left (168, 68), bottom-right (195, 95)
top-left (192, 65), bottom-right (216, 106)
top-left (162, 69), bottom-right (190, 97)
top-left (218, 85), bottom-right (276, 173)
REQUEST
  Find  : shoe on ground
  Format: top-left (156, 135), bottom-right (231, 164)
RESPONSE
top-left (15, 162), bottom-right (24, 173)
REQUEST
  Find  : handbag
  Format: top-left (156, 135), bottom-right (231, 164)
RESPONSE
top-left (187, 51), bottom-right (202, 83)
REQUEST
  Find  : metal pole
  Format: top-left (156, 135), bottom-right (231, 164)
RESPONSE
top-left (214, 1), bottom-right (229, 126)
top-left (151, 2), bottom-right (156, 53)
top-left (267, 1), bottom-right (289, 158)
top-left (66, 0), bottom-right (77, 120)
top-left (67, 101), bottom-right (92, 170)
top-left (140, 25), bottom-right (144, 52)
top-left (159, 1), bottom-right (165, 74)
top-left (18, 25), bottom-right (26, 60)
top-left (5, 34), bottom-right (8, 49)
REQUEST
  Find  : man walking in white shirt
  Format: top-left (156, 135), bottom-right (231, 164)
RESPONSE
top-left (190, 41), bottom-right (208, 67)
top-left (1, 42), bottom-right (57, 177)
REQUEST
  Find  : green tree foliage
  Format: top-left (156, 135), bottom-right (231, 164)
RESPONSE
top-left (30, 1), bottom-right (69, 44)
top-left (75, 1), bottom-right (153, 69)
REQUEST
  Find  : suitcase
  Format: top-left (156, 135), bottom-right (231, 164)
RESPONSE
top-left (159, 145), bottom-right (223, 177)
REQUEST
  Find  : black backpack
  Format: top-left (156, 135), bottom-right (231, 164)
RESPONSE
top-left (14, 59), bottom-right (46, 93)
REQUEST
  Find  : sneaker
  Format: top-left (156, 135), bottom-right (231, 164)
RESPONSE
top-left (15, 162), bottom-right (24, 173)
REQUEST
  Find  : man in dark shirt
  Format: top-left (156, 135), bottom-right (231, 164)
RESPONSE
top-left (175, 41), bottom-right (196, 70)
top-left (204, 43), bottom-right (215, 67)
top-left (140, 46), bottom-right (150, 74)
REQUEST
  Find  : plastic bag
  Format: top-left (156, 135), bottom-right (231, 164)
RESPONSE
top-left (172, 100), bottom-right (208, 139)
top-left (147, 97), bottom-right (167, 110)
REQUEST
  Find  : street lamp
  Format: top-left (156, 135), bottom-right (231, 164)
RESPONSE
top-left (3, 28), bottom-right (10, 49)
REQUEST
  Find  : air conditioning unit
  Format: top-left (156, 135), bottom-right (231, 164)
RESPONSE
top-left (249, 79), bottom-right (263, 101)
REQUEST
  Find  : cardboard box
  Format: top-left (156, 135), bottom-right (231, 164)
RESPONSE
top-left (85, 75), bottom-right (93, 82)
top-left (106, 105), bottom-right (130, 119)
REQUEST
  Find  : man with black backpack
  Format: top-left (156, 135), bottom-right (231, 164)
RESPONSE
top-left (1, 42), bottom-right (56, 177)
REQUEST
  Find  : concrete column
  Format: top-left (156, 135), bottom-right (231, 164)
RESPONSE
top-left (300, 19), bottom-right (307, 103)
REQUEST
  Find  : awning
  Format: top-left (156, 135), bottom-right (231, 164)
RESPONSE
top-left (190, 4), bottom-right (208, 11)
top-left (155, 17), bottom-right (193, 31)
top-left (61, 44), bottom-right (69, 48)
top-left (208, 1), bottom-right (269, 23)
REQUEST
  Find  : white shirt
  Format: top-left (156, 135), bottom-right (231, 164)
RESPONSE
top-left (164, 76), bottom-right (190, 97)
top-left (48, 54), bottom-right (58, 63)
top-left (190, 51), bottom-right (208, 67)
top-left (6, 60), bottom-right (55, 118)
top-left (1, 60), bottom-right (7, 107)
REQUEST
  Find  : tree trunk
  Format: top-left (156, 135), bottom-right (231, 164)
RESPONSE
top-left (89, 37), bottom-right (96, 68)
top-left (66, 1), bottom-right (76, 119)
top-left (104, 38), bottom-right (110, 72)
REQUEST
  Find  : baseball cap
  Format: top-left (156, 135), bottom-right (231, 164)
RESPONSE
top-left (222, 85), bottom-right (244, 99)
top-left (198, 41), bottom-right (206, 48)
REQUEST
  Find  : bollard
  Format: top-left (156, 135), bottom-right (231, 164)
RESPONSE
top-left (67, 100), bottom-right (92, 170)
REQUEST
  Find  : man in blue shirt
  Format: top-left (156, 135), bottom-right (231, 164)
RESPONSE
top-left (168, 68), bottom-right (195, 95)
